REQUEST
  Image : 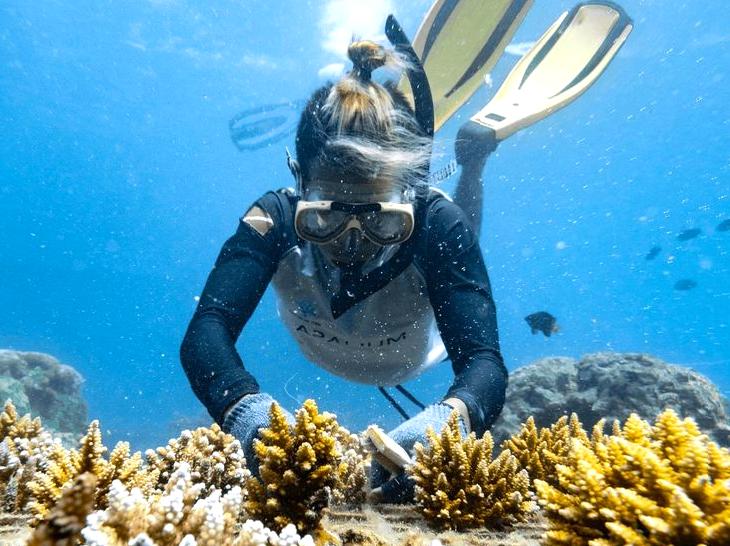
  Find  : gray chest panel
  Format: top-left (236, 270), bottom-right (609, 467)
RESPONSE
top-left (271, 244), bottom-right (447, 385)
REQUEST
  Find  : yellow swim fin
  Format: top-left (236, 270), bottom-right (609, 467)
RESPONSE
top-left (470, 2), bottom-right (633, 141)
top-left (401, 0), bottom-right (534, 133)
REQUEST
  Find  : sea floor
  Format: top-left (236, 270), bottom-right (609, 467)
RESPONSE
top-left (325, 505), bottom-right (546, 545)
top-left (1, 507), bottom-right (548, 545)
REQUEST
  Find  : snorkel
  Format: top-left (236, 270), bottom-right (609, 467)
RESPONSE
top-left (384, 14), bottom-right (435, 141)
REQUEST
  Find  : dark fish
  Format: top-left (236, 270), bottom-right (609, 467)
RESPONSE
top-left (525, 311), bottom-right (559, 337)
top-left (674, 279), bottom-right (697, 291)
top-left (716, 219), bottom-right (730, 232)
top-left (645, 246), bottom-right (661, 260)
top-left (676, 228), bottom-right (702, 241)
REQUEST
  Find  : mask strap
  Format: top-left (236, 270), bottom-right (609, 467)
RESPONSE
top-left (285, 147), bottom-right (303, 196)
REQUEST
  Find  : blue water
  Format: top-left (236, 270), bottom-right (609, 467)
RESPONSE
top-left (1, 0), bottom-right (728, 449)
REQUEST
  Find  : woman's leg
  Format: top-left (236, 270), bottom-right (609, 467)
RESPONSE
top-left (453, 122), bottom-right (498, 239)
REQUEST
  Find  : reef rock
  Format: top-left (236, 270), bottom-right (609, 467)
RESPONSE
top-left (491, 352), bottom-right (730, 446)
top-left (0, 350), bottom-right (86, 436)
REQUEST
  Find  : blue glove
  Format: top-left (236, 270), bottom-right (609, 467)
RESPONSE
top-left (221, 392), bottom-right (294, 477)
top-left (370, 403), bottom-right (466, 503)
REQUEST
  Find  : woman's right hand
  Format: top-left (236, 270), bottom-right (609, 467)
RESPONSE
top-left (222, 392), bottom-right (294, 476)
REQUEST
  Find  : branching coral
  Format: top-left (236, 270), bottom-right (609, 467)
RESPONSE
top-left (81, 462), bottom-right (242, 546)
top-left (27, 472), bottom-right (97, 546)
top-left (246, 399), bottom-right (342, 536)
top-left (80, 463), bottom-right (313, 546)
top-left (502, 414), bottom-right (589, 489)
top-left (410, 411), bottom-right (534, 530)
top-left (145, 424), bottom-right (249, 496)
top-left (28, 420), bottom-right (157, 520)
top-left (0, 400), bottom-right (57, 513)
top-left (330, 430), bottom-right (368, 507)
top-left (535, 408), bottom-right (730, 545)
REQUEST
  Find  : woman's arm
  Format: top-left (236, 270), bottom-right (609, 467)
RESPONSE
top-left (180, 192), bottom-right (286, 424)
top-left (424, 197), bottom-right (508, 436)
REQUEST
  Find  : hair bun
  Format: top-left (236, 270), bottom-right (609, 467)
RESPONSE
top-left (347, 40), bottom-right (387, 82)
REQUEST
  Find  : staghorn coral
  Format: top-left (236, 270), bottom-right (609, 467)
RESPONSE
top-left (246, 399), bottom-right (342, 536)
top-left (501, 413), bottom-right (589, 489)
top-left (81, 462), bottom-right (241, 546)
top-left (80, 463), bottom-right (313, 546)
top-left (330, 430), bottom-right (368, 507)
top-left (145, 423), bottom-right (249, 496)
top-left (0, 400), bottom-right (58, 513)
top-left (535, 408), bottom-right (730, 545)
top-left (27, 472), bottom-right (97, 546)
top-left (0, 399), bottom-right (44, 441)
top-left (410, 411), bottom-right (535, 531)
top-left (28, 420), bottom-right (157, 520)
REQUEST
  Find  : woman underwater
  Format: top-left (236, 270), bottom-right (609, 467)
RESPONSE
top-left (180, 2), bottom-right (631, 502)
top-left (181, 39), bottom-right (503, 503)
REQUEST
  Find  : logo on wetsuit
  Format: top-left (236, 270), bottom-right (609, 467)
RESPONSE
top-left (294, 322), bottom-right (406, 348)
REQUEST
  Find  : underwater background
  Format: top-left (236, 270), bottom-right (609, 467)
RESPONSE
top-left (0, 0), bottom-right (728, 449)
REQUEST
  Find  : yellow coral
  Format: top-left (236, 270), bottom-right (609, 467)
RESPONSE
top-left (26, 472), bottom-right (97, 546)
top-left (145, 423), bottom-right (249, 496)
top-left (246, 399), bottom-right (342, 535)
top-left (27, 420), bottom-right (157, 520)
top-left (502, 414), bottom-right (589, 490)
top-left (410, 411), bottom-right (535, 530)
top-left (0, 400), bottom-right (57, 513)
top-left (535, 409), bottom-right (730, 545)
top-left (330, 429), bottom-right (368, 507)
top-left (0, 400), bottom-right (44, 443)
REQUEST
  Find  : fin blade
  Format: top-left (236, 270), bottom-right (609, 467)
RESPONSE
top-left (401, 0), bottom-right (534, 132)
top-left (471, 2), bottom-right (633, 140)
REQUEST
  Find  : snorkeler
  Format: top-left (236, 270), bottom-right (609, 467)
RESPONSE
top-left (180, 1), bottom-right (632, 503)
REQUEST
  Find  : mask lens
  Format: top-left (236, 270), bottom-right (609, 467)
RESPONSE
top-left (361, 210), bottom-right (410, 243)
top-left (297, 208), bottom-right (349, 241)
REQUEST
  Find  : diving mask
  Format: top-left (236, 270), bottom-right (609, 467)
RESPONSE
top-left (294, 200), bottom-right (415, 246)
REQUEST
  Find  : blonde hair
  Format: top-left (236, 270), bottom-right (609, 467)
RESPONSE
top-left (296, 40), bottom-right (432, 192)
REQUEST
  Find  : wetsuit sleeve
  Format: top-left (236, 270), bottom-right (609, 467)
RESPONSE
top-left (179, 192), bottom-right (288, 424)
top-left (424, 198), bottom-right (507, 436)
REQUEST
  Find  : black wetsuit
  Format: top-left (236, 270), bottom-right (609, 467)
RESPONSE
top-left (180, 184), bottom-right (507, 436)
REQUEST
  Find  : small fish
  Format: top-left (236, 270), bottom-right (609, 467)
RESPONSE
top-left (716, 219), bottom-right (730, 232)
top-left (525, 311), bottom-right (559, 337)
top-left (676, 228), bottom-right (701, 241)
top-left (674, 279), bottom-right (697, 291)
top-left (645, 246), bottom-right (661, 260)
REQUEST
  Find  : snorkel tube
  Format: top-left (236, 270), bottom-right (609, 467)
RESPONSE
top-left (385, 15), bottom-right (435, 139)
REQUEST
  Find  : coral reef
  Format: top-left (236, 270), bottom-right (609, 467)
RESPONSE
top-left (0, 401), bottom-right (57, 513)
top-left (410, 411), bottom-right (535, 531)
top-left (145, 423), bottom-right (249, 495)
top-left (28, 420), bottom-right (157, 520)
top-left (246, 399), bottom-right (342, 536)
top-left (535, 409), bottom-right (730, 545)
top-left (0, 350), bottom-right (87, 436)
top-left (330, 429), bottom-right (368, 507)
top-left (87, 464), bottom-right (315, 546)
top-left (501, 414), bottom-right (588, 489)
top-left (490, 352), bottom-right (730, 447)
top-left (26, 472), bottom-right (97, 546)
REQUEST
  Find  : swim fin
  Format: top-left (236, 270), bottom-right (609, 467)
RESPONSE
top-left (468, 2), bottom-right (633, 142)
top-left (402, 0), bottom-right (534, 132)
